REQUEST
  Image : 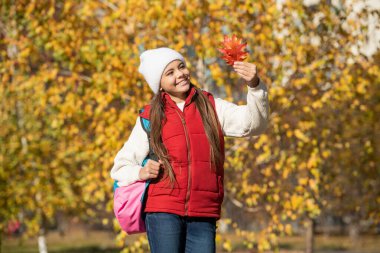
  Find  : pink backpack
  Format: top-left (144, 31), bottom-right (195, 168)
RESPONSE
top-left (113, 179), bottom-right (150, 234)
top-left (113, 108), bottom-right (155, 234)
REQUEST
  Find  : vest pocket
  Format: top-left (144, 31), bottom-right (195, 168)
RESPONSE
top-left (148, 176), bottom-right (181, 197)
top-left (149, 184), bottom-right (181, 197)
top-left (192, 161), bottom-right (218, 193)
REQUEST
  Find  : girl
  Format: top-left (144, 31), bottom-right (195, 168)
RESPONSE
top-left (111, 47), bottom-right (269, 253)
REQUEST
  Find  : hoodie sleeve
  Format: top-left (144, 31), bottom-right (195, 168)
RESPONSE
top-left (110, 116), bottom-right (149, 187)
top-left (215, 80), bottom-right (270, 137)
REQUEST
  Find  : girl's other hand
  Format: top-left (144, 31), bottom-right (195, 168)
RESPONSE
top-left (139, 159), bottom-right (163, 180)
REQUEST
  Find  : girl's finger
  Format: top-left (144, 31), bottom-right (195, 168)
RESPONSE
top-left (233, 67), bottom-right (253, 76)
top-left (149, 170), bottom-right (158, 175)
top-left (150, 164), bottom-right (160, 170)
top-left (235, 68), bottom-right (255, 79)
top-left (235, 64), bottom-right (256, 71)
top-left (233, 65), bottom-right (257, 75)
top-left (236, 72), bottom-right (253, 81)
top-left (148, 159), bottom-right (158, 165)
top-left (235, 65), bottom-right (257, 73)
top-left (233, 61), bottom-right (256, 68)
top-left (153, 166), bottom-right (160, 171)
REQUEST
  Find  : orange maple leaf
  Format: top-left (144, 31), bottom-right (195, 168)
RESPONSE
top-left (218, 34), bottom-right (248, 66)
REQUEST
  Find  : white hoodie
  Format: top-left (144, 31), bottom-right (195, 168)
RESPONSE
top-left (110, 81), bottom-right (270, 187)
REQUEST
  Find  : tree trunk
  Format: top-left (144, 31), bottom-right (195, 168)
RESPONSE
top-left (348, 220), bottom-right (359, 245)
top-left (38, 227), bottom-right (48, 253)
top-left (56, 212), bottom-right (67, 237)
top-left (305, 217), bottom-right (315, 253)
top-left (196, 58), bottom-right (207, 89)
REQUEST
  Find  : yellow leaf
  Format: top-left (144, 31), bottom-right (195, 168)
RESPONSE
top-left (290, 195), bottom-right (303, 209)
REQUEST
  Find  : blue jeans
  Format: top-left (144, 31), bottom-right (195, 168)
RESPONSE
top-left (144, 212), bottom-right (217, 253)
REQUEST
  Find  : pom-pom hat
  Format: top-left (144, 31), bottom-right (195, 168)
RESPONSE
top-left (138, 47), bottom-right (185, 94)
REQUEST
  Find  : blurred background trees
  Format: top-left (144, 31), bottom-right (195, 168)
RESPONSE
top-left (1, 0), bottom-right (379, 252)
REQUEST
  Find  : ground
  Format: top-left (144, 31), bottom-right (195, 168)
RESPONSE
top-left (2, 223), bottom-right (380, 253)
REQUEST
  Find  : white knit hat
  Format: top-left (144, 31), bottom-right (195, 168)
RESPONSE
top-left (138, 47), bottom-right (185, 94)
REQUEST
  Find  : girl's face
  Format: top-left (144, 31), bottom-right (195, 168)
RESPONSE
top-left (160, 60), bottom-right (190, 101)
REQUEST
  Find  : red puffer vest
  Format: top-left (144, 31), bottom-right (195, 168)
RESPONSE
top-left (139, 85), bottom-right (225, 219)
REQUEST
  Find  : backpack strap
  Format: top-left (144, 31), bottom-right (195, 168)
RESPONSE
top-left (138, 108), bottom-right (156, 216)
top-left (139, 108), bottom-right (158, 163)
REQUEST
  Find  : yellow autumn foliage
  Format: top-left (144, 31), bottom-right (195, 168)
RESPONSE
top-left (1, 0), bottom-right (379, 252)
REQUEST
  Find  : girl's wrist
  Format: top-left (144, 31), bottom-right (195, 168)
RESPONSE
top-left (247, 76), bottom-right (260, 88)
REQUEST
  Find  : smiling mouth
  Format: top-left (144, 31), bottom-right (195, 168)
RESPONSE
top-left (176, 79), bottom-right (189, 86)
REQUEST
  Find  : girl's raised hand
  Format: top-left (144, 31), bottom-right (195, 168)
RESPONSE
top-left (233, 61), bottom-right (260, 87)
top-left (139, 159), bottom-right (163, 180)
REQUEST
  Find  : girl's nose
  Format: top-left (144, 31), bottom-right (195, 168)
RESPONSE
top-left (176, 70), bottom-right (186, 79)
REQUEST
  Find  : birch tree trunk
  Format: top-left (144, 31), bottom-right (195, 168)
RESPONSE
top-left (38, 229), bottom-right (48, 253)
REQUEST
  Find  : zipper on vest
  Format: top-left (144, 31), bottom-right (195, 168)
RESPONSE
top-left (174, 109), bottom-right (192, 216)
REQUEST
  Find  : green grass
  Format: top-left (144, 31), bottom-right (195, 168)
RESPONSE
top-left (2, 245), bottom-right (121, 253)
top-left (217, 233), bottom-right (380, 253)
top-left (3, 228), bottom-right (380, 253)
top-left (2, 227), bottom-right (121, 253)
